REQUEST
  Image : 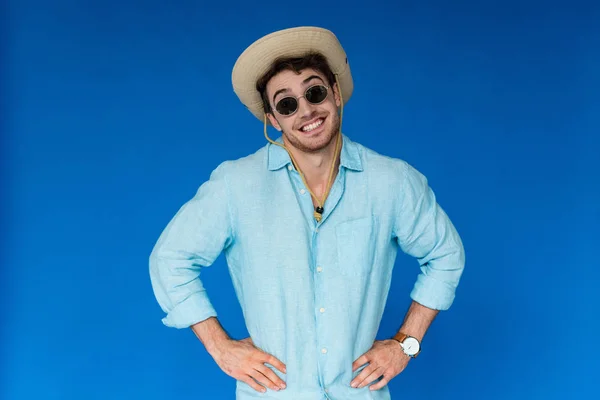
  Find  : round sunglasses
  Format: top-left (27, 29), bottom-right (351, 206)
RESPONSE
top-left (274, 84), bottom-right (330, 116)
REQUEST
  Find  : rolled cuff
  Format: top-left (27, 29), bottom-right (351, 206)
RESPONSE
top-left (162, 291), bottom-right (217, 329)
top-left (410, 273), bottom-right (457, 311)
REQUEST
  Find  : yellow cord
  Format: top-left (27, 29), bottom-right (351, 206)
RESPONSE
top-left (263, 74), bottom-right (345, 223)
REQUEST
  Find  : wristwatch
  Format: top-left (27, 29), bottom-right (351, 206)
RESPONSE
top-left (392, 332), bottom-right (421, 358)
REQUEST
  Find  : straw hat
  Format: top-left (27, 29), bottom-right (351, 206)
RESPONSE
top-left (231, 26), bottom-right (354, 122)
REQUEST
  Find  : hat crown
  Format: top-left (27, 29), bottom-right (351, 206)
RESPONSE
top-left (231, 26), bottom-right (353, 123)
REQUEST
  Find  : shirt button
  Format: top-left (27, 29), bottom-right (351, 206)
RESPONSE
top-left (325, 389), bottom-right (329, 393)
top-left (319, 307), bottom-right (325, 313)
top-left (317, 266), bottom-right (323, 272)
top-left (288, 165), bottom-right (293, 171)
top-left (300, 189), bottom-right (306, 194)
top-left (321, 348), bottom-right (328, 354)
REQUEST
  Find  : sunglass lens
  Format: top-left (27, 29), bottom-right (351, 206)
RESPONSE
top-left (306, 85), bottom-right (328, 104)
top-left (275, 97), bottom-right (297, 115)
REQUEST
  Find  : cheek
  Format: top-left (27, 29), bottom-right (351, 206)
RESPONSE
top-left (285, 118), bottom-right (300, 133)
top-left (326, 98), bottom-right (339, 112)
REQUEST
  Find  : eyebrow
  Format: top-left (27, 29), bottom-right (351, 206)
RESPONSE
top-left (271, 75), bottom-right (325, 103)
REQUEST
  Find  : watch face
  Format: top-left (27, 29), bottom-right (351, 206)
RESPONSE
top-left (402, 337), bottom-right (420, 356)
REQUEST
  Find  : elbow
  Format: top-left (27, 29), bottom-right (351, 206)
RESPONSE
top-left (148, 245), bottom-right (174, 314)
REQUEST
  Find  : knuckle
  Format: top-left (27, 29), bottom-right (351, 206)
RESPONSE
top-left (252, 357), bottom-right (263, 366)
top-left (266, 372), bottom-right (277, 382)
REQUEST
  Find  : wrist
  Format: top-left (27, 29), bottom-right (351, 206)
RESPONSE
top-left (190, 317), bottom-right (231, 356)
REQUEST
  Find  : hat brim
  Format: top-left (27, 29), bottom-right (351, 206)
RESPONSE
top-left (232, 26), bottom-right (353, 123)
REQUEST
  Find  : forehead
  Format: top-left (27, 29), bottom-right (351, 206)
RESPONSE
top-left (266, 68), bottom-right (327, 97)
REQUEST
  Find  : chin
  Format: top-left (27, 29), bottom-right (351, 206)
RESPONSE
top-left (293, 130), bottom-right (336, 153)
top-left (287, 117), bottom-right (340, 153)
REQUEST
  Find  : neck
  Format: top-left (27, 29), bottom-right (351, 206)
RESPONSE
top-left (285, 134), bottom-right (342, 198)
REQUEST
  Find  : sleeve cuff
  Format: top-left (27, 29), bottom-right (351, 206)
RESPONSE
top-left (410, 273), bottom-right (457, 311)
top-left (161, 291), bottom-right (218, 329)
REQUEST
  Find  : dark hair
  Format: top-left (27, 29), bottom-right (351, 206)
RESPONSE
top-left (256, 52), bottom-right (336, 114)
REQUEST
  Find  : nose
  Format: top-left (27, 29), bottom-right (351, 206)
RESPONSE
top-left (296, 96), bottom-right (316, 118)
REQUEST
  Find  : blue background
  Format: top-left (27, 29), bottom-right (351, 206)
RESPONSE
top-left (3, 1), bottom-right (599, 399)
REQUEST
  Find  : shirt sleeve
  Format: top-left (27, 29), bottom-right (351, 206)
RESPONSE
top-left (394, 161), bottom-right (465, 310)
top-left (149, 162), bottom-right (234, 328)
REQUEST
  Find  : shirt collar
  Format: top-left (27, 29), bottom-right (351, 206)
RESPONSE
top-left (267, 134), bottom-right (363, 172)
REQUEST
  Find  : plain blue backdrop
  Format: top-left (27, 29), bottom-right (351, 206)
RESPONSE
top-left (3, 1), bottom-right (599, 399)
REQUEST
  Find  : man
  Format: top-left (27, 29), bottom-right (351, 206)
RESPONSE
top-left (149, 26), bottom-right (465, 400)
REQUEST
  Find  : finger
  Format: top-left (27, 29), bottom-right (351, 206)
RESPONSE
top-left (369, 374), bottom-right (390, 391)
top-left (351, 364), bottom-right (378, 388)
top-left (256, 364), bottom-right (287, 389)
top-left (239, 375), bottom-right (267, 393)
top-left (248, 369), bottom-right (280, 392)
top-left (262, 353), bottom-right (287, 374)
top-left (352, 354), bottom-right (370, 371)
top-left (358, 367), bottom-right (385, 389)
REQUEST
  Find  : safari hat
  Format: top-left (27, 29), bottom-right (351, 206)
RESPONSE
top-left (231, 26), bottom-right (354, 122)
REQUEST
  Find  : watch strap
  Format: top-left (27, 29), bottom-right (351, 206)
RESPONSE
top-left (392, 332), bottom-right (409, 343)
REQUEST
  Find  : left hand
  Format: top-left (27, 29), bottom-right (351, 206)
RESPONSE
top-left (350, 339), bottom-right (410, 391)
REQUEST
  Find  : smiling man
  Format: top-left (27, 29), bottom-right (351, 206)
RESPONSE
top-left (149, 27), bottom-right (465, 400)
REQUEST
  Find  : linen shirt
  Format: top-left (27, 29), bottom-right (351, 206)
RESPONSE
top-left (149, 134), bottom-right (465, 400)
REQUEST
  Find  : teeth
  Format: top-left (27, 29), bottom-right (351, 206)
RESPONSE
top-left (302, 118), bottom-right (323, 132)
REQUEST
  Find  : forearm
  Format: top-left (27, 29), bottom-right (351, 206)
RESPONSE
top-left (191, 316), bottom-right (231, 356)
top-left (395, 300), bottom-right (439, 341)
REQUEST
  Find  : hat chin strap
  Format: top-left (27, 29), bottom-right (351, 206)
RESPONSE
top-left (263, 73), bottom-right (345, 223)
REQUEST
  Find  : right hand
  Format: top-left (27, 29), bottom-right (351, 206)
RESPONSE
top-left (212, 336), bottom-right (287, 393)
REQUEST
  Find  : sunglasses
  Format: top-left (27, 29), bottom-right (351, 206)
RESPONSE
top-left (274, 84), bottom-right (330, 116)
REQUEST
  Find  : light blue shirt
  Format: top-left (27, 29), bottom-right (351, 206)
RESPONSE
top-left (149, 134), bottom-right (465, 400)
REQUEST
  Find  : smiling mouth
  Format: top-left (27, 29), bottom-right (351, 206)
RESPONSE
top-left (300, 117), bottom-right (325, 133)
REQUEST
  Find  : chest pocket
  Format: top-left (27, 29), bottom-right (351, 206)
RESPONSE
top-left (336, 216), bottom-right (377, 277)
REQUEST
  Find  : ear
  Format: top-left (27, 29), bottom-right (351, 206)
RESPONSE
top-left (267, 113), bottom-right (282, 131)
top-left (333, 83), bottom-right (341, 107)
